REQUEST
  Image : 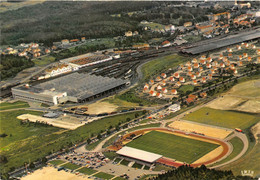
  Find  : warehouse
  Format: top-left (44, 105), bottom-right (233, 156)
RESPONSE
top-left (182, 28), bottom-right (260, 55)
top-left (12, 72), bottom-right (128, 105)
top-left (116, 146), bottom-right (163, 166)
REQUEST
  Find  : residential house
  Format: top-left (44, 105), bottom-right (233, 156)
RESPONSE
top-left (162, 88), bottom-right (168, 94)
top-left (149, 90), bottom-right (157, 96)
top-left (171, 89), bottom-right (178, 95)
top-left (174, 73), bottom-right (180, 78)
top-left (161, 73), bottom-right (167, 79)
top-left (61, 39), bottom-right (70, 45)
top-left (193, 80), bottom-right (198, 85)
top-left (125, 31), bottom-right (133, 37)
top-left (169, 76), bottom-right (175, 82)
top-left (180, 77), bottom-right (185, 83)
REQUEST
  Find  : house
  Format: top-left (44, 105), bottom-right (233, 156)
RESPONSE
top-left (219, 54), bottom-right (223, 60)
top-left (196, 24), bottom-right (214, 33)
top-left (196, 72), bottom-right (201, 77)
top-left (161, 73), bottom-right (167, 79)
top-left (257, 50), bottom-right (260, 55)
top-left (143, 87), bottom-right (149, 92)
top-left (149, 80), bottom-right (154, 85)
top-left (248, 56), bottom-right (252, 62)
top-left (194, 63), bottom-right (199, 68)
top-left (200, 92), bottom-right (207, 98)
top-left (61, 39), bottom-right (70, 45)
top-left (186, 94), bottom-right (197, 104)
top-left (156, 92), bottom-right (163, 98)
top-left (199, 67), bottom-right (204, 72)
top-left (162, 40), bottom-right (171, 47)
top-left (228, 53), bottom-right (232, 57)
top-left (70, 39), bottom-right (79, 43)
top-left (201, 77), bottom-right (207, 83)
top-left (30, 43), bottom-right (39, 48)
top-left (157, 85), bottom-right (162, 90)
top-left (171, 89), bottom-right (178, 95)
top-left (81, 37), bottom-right (86, 41)
top-left (187, 71), bottom-right (193, 76)
top-left (179, 77), bottom-right (185, 83)
top-left (206, 57), bottom-right (212, 63)
top-left (185, 61), bottom-right (191, 67)
top-left (192, 58), bottom-right (197, 63)
top-left (251, 44), bottom-right (256, 49)
top-left (233, 69), bottom-right (238, 74)
top-left (212, 61), bottom-right (218, 67)
top-left (45, 64), bottom-right (72, 77)
top-left (184, 21), bottom-right (193, 27)
top-left (238, 61), bottom-right (243, 66)
top-left (133, 31), bottom-right (139, 36)
top-left (188, 66), bottom-right (193, 71)
top-left (220, 63), bottom-right (225, 68)
top-left (238, 55), bottom-right (242, 60)
top-left (18, 51), bottom-right (27, 57)
top-left (174, 73), bottom-right (180, 78)
top-left (243, 53), bottom-right (248, 58)
top-left (227, 48), bottom-right (232, 52)
top-left (237, 45), bottom-right (241, 50)
top-left (200, 60), bottom-right (206, 65)
top-left (149, 90), bottom-right (157, 96)
top-left (257, 57), bottom-right (260, 64)
top-left (193, 80), bottom-right (198, 85)
top-left (162, 88), bottom-right (168, 94)
top-left (230, 64), bottom-right (235, 70)
top-left (169, 76), bottom-right (175, 82)
top-left (45, 49), bottom-right (51, 54)
top-left (206, 63), bottom-right (212, 68)
top-left (191, 75), bottom-right (196, 80)
top-left (222, 56), bottom-right (228, 62)
top-left (200, 55), bottom-right (206, 60)
top-left (125, 31), bottom-right (133, 37)
top-left (161, 80), bottom-right (166, 86)
top-left (144, 84), bottom-right (149, 89)
top-left (156, 76), bottom-right (162, 81)
top-left (176, 81), bottom-right (181, 87)
top-left (210, 69), bottom-right (215, 74)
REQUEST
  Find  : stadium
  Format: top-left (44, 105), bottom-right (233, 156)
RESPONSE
top-left (12, 72), bottom-right (129, 105)
top-left (114, 128), bottom-right (229, 168)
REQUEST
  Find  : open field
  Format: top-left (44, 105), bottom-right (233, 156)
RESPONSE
top-left (219, 143), bottom-right (260, 177)
top-left (94, 172), bottom-right (114, 179)
top-left (206, 79), bottom-right (260, 113)
top-left (168, 121), bottom-right (232, 139)
top-left (78, 167), bottom-right (97, 175)
top-left (83, 101), bottom-right (118, 114)
top-left (49, 159), bottom-right (66, 166)
top-left (184, 107), bottom-right (260, 130)
top-left (193, 146), bottom-right (223, 164)
top-left (0, 1), bottom-right (45, 13)
top-left (21, 166), bottom-right (88, 180)
top-left (126, 131), bottom-right (219, 164)
top-left (0, 101), bottom-right (29, 110)
top-left (33, 55), bottom-right (56, 66)
top-left (178, 85), bottom-right (194, 94)
top-left (141, 54), bottom-right (189, 82)
top-left (61, 162), bottom-right (81, 170)
top-left (0, 110), bottom-right (144, 172)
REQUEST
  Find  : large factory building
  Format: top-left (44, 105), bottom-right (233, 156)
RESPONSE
top-left (12, 72), bottom-right (129, 105)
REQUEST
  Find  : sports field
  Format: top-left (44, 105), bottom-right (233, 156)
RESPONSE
top-left (126, 131), bottom-right (219, 164)
top-left (184, 107), bottom-right (259, 129)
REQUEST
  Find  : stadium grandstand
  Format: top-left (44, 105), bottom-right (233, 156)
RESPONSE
top-left (12, 72), bottom-right (128, 105)
top-left (116, 146), bottom-right (162, 166)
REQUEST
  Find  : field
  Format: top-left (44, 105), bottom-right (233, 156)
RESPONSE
top-left (126, 131), bottom-right (219, 164)
top-left (0, 110), bottom-right (144, 172)
top-left (184, 107), bottom-right (260, 130)
top-left (33, 55), bottom-right (56, 66)
top-left (206, 79), bottom-right (260, 113)
top-left (178, 85), bottom-right (194, 94)
top-left (141, 54), bottom-right (189, 82)
top-left (49, 159), bottom-right (66, 166)
top-left (80, 101), bottom-right (118, 114)
top-left (77, 167), bottom-right (97, 175)
top-left (94, 172), bottom-right (115, 179)
top-left (61, 162), bottom-right (80, 170)
top-left (0, 101), bottom-right (29, 110)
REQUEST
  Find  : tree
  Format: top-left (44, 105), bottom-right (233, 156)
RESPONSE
top-left (0, 155), bottom-right (8, 164)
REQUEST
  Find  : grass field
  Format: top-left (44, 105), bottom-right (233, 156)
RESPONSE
top-left (0, 101), bottom-right (29, 110)
top-left (49, 159), bottom-right (66, 166)
top-left (61, 162), bottom-right (80, 170)
top-left (94, 172), bottom-right (114, 179)
top-left (33, 55), bottom-right (56, 66)
top-left (184, 107), bottom-right (260, 129)
top-left (178, 85), bottom-right (194, 94)
top-left (127, 131), bottom-right (219, 164)
top-left (212, 137), bottom-right (244, 166)
top-left (77, 167), bottom-right (97, 175)
top-left (132, 163), bottom-right (143, 169)
top-left (0, 110), bottom-right (144, 172)
top-left (120, 159), bottom-right (130, 166)
top-left (141, 54), bottom-right (189, 82)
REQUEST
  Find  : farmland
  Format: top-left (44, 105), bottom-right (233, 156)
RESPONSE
top-left (126, 131), bottom-right (219, 164)
top-left (0, 110), bottom-right (145, 172)
top-left (184, 107), bottom-right (260, 129)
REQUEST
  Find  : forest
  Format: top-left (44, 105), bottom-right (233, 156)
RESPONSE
top-left (154, 165), bottom-right (254, 180)
top-left (0, 55), bottom-right (34, 80)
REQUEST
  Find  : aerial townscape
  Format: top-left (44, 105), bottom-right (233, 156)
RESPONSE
top-left (0, 1), bottom-right (260, 180)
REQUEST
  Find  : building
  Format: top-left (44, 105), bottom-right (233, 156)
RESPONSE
top-left (168, 104), bottom-right (180, 112)
top-left (125, 31), bottom-right (133, 37)
top-left (12, 73), bottom-right (128, 105)
top-left (184, 22), bottom-right (193, 27)
top-left (45, 64), bottom-right (72, 77)
top-left (61, 39), bottom-right (70, 45)
top-left (116, 146), bottom-right (162, 166)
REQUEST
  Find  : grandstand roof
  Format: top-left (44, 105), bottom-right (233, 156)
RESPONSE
top-left (116, 146), bottom-right (162, 163)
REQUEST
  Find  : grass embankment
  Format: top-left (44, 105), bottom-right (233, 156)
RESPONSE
top-left (212, 137), bottom-right (244, 166)
top-left (184, 107), bottom-right (259, 129)
top-left (127, 131), bottom-right (219, 164)
top-left (0, 101), bottom-right (29, 110)
top-left (0, 110), bottom-right (145, 172)
top-left (141, 54), bottom-right (189, 82)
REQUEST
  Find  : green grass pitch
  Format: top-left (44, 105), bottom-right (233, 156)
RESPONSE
top-left (126, 131), bottom-right (219, 164)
